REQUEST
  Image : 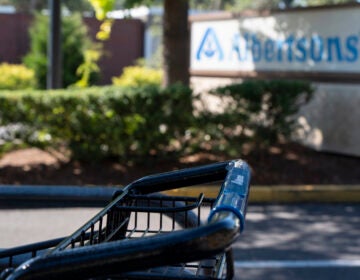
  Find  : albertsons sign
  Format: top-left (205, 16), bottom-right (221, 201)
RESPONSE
top-left (190, 6), bottom-right (360, 74)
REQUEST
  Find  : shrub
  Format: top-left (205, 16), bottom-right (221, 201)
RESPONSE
top-left (23, 13), bottom-right (98, 89)
top-left (0, 84), bottom-right (192, 161)
top-left (0, 63), bottom-right (36, 90)
top-left (196, 79), bottom-right (314, 152)
top-left (112, 66), bottom-right (163, 87)
top-left (0, 79), bottom-right (313, 161)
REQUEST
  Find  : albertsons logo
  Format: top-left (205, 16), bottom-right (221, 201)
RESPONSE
top-left (196, 28), bottom-right (224, 61)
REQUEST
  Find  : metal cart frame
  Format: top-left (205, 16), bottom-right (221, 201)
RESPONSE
top-left (1, 159), bottom-right (251, 280)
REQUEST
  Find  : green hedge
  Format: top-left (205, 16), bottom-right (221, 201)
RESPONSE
top-left (195, 79), bottom-right (314, 154)
top-left (0, 79), bottom-right (313, 161)
top-left (0, 85), bottom-right (192, 160)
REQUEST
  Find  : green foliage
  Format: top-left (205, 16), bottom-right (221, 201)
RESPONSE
top-left (0, 79), bottom-right (313, 161)
top-left (74, 48), bottom-right (102, 88)
top-left (0, 63), bottom-right (36, 90)
top-left (87, 0), bottom-right (116, 40)
top-left (86, 0), bottom-right (160, 40)
top-left (112, 65), bottom-right (163, 87)
top-left (197, 80), bottom-right (314, 151)
top-left (88, 0), bottom-right (115, 20)
top-left (0, 85), bottom-right (192, 161)
top-left (23, 13), bottom-right (97, 89)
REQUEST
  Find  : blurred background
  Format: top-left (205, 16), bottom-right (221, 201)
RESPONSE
top-left (0, 1), bottom-right (359, 279)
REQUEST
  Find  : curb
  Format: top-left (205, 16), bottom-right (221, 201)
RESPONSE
top-left (165, 185), bottom-right (360, 203)
top-left (249, 185), bottom-right (360, 203)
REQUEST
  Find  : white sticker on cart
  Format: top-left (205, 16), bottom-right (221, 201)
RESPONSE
top-left (232, 175), bottom-right (244, 186)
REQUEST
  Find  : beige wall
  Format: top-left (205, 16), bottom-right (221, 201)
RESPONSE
top-left (296, 83), bottom-right (360, 157)
top-left (191, 77), bottom-right (360, 157)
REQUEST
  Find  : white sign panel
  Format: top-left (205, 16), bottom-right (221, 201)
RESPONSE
top-left (191, 7), bottom-right (360, 73)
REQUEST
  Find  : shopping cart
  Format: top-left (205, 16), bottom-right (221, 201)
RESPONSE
top-left (0, 159), bottom-right (251, 280)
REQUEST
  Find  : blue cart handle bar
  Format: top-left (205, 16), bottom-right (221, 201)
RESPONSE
top-left (126, 160), bottom-right (232, 195)
top-left (208, 160), bottom-right (251, 232)
top-left (114, 159), bottom-right (250, 232)
top-left (128, 159), bottom-right (251, 232)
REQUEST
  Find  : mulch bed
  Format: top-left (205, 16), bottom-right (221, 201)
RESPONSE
top-left (0, 142), bottom-right (359, 186)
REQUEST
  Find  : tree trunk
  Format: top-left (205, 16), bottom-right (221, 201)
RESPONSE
top-left (162, 0), bottom-right (189, 87)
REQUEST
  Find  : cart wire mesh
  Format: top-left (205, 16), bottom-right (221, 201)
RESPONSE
top-left (46, 192), bottom-right (233, 279)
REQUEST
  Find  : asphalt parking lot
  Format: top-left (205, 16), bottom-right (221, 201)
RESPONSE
top-left (233, 204), bottom-right (360, 279)
top-left (1, 204), bottom-right (359, 279)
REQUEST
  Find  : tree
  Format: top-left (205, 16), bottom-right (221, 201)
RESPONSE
top-left (189, 0), bottom-right (236, 10)
top-left (88, 0), bottom-right (189, 87)
top-left (162, 0), bottom-right (189, 86)
top-left (23, 13), bottom-right (97, 88)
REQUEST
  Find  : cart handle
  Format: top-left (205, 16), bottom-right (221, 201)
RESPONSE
top-left (3, 160), bottom-right (251, 280)
top-left (123, 161), bottom-right (231, 195)
top-left (208, 160), bottom-right (251, 232)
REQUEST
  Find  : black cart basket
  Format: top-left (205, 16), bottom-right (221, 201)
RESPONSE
top-left (0, 159), bottom-right (251, 280)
